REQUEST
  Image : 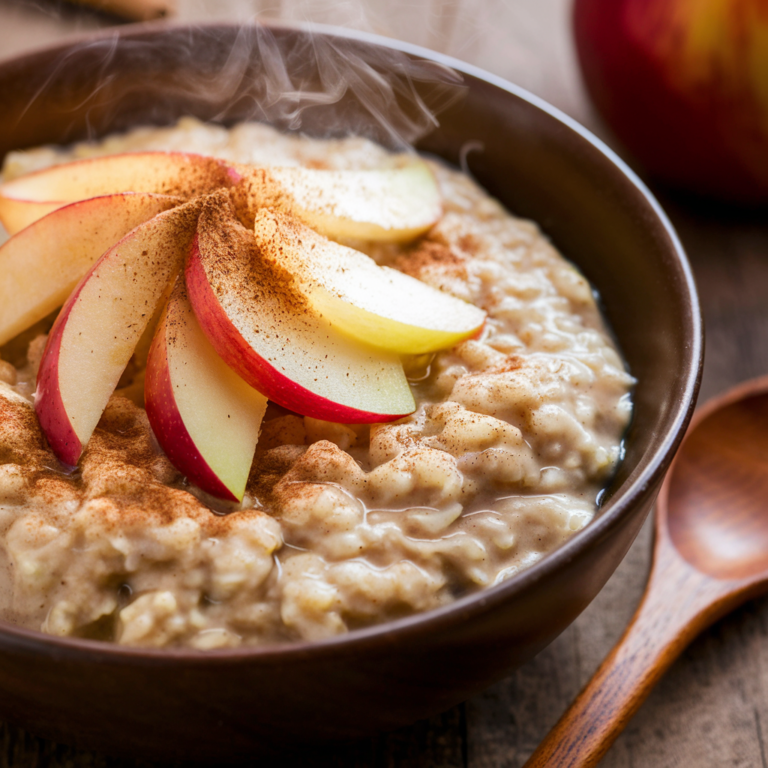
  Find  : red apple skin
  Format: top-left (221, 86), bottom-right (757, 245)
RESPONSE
top-left (35, 201), bottom-right (200, 467)
top-left (35, 282), bottom-right (87, 467)
top-left (0, 192), bottom-right (178, 345)
top-left (574, 0), bottom-right (768, 202)
top-left (185, 238), bottom-right (411, 424)
top-left (144, 308), bottom-right (238, 503)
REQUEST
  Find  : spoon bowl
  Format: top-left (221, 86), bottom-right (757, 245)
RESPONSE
top-left (668, 377), bottom-right (768, 581)
top-left (525, 375), bottom-right (768, 768)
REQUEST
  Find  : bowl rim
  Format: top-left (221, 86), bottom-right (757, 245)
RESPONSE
top-left (0, 19), bottom-right (703, 663)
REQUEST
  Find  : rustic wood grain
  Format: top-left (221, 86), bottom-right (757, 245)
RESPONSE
top-left (522, 540), bottom-right (738, 768)
top-left (1, 0), bottom-right (768, 766)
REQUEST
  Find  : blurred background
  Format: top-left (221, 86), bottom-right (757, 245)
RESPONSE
top-left (0, 1), bottom-right (767, 766)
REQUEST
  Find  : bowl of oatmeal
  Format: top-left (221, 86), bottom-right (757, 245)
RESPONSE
top-left (0, 22), bottom-right (701, 761)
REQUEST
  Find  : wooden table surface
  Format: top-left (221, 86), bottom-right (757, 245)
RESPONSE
top-left (1, 0), bottom-right (767, 765)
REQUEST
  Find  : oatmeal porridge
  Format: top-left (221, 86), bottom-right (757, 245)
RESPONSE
top-left (0, 118), bottom-right (634, 648)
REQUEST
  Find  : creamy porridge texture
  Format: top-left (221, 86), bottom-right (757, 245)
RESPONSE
top-left (0, 118), bottom-right (634, 648)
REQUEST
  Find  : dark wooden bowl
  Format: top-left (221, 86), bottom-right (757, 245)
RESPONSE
top-left (0, 22), bottom-right (702, 763)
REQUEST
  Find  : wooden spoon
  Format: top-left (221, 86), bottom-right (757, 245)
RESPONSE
top-left (69, 0), bottom-right (176, 21)
top-left (524, 375), bottom-right (768, 768)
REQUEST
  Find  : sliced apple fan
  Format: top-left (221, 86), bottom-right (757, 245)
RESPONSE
top-left (0, 152), bottom-right (486, 500)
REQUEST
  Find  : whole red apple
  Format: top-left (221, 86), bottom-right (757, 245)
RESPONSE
top-left (574, 0), bottom-right (768, 202)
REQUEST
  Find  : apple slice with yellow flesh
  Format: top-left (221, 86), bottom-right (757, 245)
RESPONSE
top-left (0, 152), bottom-right (235, 234)
top-left (252, 209), bottom-right (485, 354)
top-left (185, 193), bottom-right (415, 423)
top-left (233, 160), bottom-right (442, 242)
top-left (145, 279), bottom-right (267, 502)
top-left (35, 200), bottom-right (201, 466)
top-left (0, 192), bottom-right (179, 346)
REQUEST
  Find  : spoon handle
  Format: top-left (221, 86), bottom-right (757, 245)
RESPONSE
top-left (522, 536), bottom-right (741, 768)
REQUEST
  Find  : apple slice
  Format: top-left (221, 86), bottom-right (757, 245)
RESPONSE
top-left (145, 279), bottom-right (267, 502)
top-left (185, 194), bottom-right (415, 423)
top-left (233, 160), bottom-right (442, 242)
top-left (0, 152), bottom-right (235, 234)
top-left (35, 200), bottom-right (201, 466)
top-left (251, 209), bottom-right (485, 354)
top-left (0, 192), bottom-right (179, 346)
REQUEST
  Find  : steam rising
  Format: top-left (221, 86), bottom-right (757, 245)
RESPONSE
top-left (22, 23), bottom-right (466, 151)
top-left (223, 25), bottom-right (465, 147)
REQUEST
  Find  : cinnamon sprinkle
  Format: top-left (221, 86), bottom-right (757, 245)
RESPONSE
top-left (153, 157), bottom-right (235, 201)
top-left (0, 389), bottom-right (274, 535)
top-left (230, 167), bottom-right (297, 228)
top-left (487, 355), bottom-right (525, 374)
top-left (394, 240), bottom-right (468, 283)
top-left (198, 192), bottom-right (310, 318)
